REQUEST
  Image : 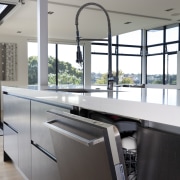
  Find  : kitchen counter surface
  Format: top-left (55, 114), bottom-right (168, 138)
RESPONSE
top-left (2, 86), bottom-right (180, 128)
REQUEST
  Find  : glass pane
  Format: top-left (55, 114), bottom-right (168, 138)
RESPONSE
top-left (167, 43), bottom-right (178, 52)
top-left (58, 44), bottom-right (83, 88)
top-left (148, 45), bottom-right (163, 54)
top-left (165, 54), bottom-right (177, 85)
top-left (118, 56), bottom-right (141, 84)
top-left (0, 4), bottom-right (7, 14)
top-left (91, 54), bottom-right (108, 86)
top-left (48, 43), bottom-right (56, 86)
top-left (147, 28), bottom-right (163, 45)
top-left (93, 38), bottom-right (108, 44)
top-left (166, 25), bottom-right (179, 42)
top-left (91, 54), bottom-right (116, 87)
top-left (112, 36), bottom-right (117, 44)
top-left (91, 44), bottom-right (108, 53)
top-left (118, 30), bottom-right (141, 45)
top-left (91, 44), bottom-right (115, 54)
top-left (119, 46), bottom-right (141, 55)
top-left (147, 55), bottom-right (163, 84)
top-left (28, 42), bottom-right (38, 85)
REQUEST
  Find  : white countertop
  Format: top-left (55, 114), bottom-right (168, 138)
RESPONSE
top-left (2, 86), bottom-right (180, 128)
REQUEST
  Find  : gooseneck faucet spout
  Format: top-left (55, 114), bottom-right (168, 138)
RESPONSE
top-left (75, 2), bottom-right (114, 90)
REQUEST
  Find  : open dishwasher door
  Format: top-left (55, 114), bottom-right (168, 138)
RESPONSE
top-left (45, 110), bottom-right (127, 180)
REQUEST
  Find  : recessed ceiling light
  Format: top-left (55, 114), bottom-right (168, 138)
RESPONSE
top-left (165, 8), bottom-right (174, 12)
top-left (124, 22), bottom-right (132, 24)
top-left (48, 11), bottom-right (54, 15)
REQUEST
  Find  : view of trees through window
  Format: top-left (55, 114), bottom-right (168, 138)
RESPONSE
top-left (28, 43), bottom-right (83, 87)
top-left (28, 24), bottom-right (180, 87)
top-left (91, 30), bottom-right (142, 85)
top-left (28, 55), bottom-right (83, 86)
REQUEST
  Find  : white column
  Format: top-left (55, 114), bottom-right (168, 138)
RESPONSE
top-left (84, 42), bottom-right (91, 88)
top-left (177, 51), bottom-right (180, 89)
top-left (141, 29), bottom-right (147, 85)
top-left (37, 0), bottom-right (48, 88)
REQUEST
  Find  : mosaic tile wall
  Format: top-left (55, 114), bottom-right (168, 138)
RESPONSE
top-left (0, 43), bottom-right (17, 81)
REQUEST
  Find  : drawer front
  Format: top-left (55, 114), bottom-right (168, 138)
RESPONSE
top-left (4, 124), bottom-right (18, 165)
top-left (3, 94), bottom-right (30, 131)
top-left (31, 100), bottom-right (70, 156)
top-left (32, 144), bottom-right (60, 180)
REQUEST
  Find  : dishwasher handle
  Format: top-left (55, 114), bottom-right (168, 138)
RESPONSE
top-left (44, 120), bottom-right (104, 147)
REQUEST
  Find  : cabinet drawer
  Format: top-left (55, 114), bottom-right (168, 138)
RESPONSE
top-left (4, 123), bottom-right (18, 165)
top-left (31, 101), bottom-right (70, 156)
top-left (32, 144), bottom-right (60, 180)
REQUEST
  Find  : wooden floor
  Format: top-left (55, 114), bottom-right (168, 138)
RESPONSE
top-left (0, 136), bottom-right (25, 180)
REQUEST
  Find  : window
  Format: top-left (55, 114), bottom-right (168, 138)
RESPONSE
top-left (147, 28), bottom-right (163, 45)
top-left (28, 42), bottom-right (83, 88)
top-left (167, 43), bottom-right (178, 52)
top-left (147, 55), bottom-right (163, 84)
top-left (146, 24), bottom-right (179, 85)
top-left (112, 36), bottom-right (117, 44)
top-left (91, 54), bottom-right (116, 86)
top-left (117, 30), bottom-right (142, 85)
top-left (118, 46), bottom-right (141, 55)
top-left (118, 56), bottom-right (141, 84)
top-left (165, 54), bottom-right (177, 85)
top-left (58, 44), bottom-right (83, 88)
top-left (91, 30), bottom-right (142, 86)
top-left (166, 24), bottom-right (179, 42)
top-left (91, 44), bottom-right (108, 53)
top-left (118, 30), bottom-right (141, 45)
top-left (148, 46), bottom-right (163, 54)
top-left (48, 43), bottom-right (56, 86)
top-left (28, 42), bottom-right (38, 85)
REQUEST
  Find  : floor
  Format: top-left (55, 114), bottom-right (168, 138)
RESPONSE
top-left (0, 136), bottom-right (24, 180)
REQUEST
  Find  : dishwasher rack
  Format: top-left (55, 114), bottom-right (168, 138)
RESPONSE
top-left (123, 148), bottom-right (137, 180)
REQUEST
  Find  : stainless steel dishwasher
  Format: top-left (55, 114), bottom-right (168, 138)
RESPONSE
top-left (45, 109), bottom-right (127, 180)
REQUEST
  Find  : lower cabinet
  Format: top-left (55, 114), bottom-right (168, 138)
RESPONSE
top-left (31, 100), bottom-right (72, 179)
top-left (3, 93), bottom-right (72, 180)
top-left (3, 94), bottom-right (31, 179)
top-left (3, 123), bottom-right (18, 165)
top-left (32, 145), bottom-right (60, 180)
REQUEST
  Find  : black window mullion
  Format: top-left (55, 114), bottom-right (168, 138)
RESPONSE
top-left (179, 23), bottom-right (180, 51)
top-left (163, 26), bottom-right (166, 85)
top-left (55, 44), bottom-right (58, 86)
top-left (141, 29), bottom-right (144, 84)
top-left (116, 35), bottom-right (119, 85)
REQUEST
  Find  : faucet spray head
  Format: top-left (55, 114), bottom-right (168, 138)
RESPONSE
top-left (76, 45), bottom-right (83, 64)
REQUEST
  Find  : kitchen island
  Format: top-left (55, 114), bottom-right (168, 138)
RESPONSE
top-left (2, 86), bottom-right (180, 127)
top-left (2, 86), bottom-right (180, 180)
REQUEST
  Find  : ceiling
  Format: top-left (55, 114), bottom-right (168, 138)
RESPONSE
top-left (0, 0), bottom-right (180, 41)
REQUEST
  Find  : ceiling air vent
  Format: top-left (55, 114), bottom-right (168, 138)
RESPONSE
top-left (0, 0), bottom-right (23, 25)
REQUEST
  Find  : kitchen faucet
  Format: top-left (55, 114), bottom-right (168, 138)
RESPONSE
top-left (75, 2), bottom-right (114, 90)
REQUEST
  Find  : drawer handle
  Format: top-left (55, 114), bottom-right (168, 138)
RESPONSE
top-left (44, 120), bottom-right (104, 147)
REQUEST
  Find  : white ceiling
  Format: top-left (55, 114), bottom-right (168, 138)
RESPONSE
top-left (0, 0), bottom-right (180, 41)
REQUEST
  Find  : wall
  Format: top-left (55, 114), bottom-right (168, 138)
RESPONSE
top-left (0, 35), bottom-right (28, 122)
top-left (0, 35), bottom-right (28, 86)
